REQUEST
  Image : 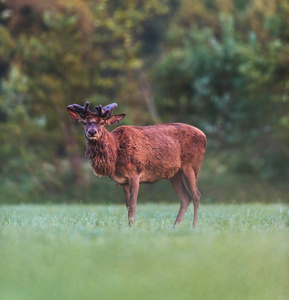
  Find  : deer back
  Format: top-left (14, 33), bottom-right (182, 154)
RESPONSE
top-left (110, 123), bottom-right (206, 182)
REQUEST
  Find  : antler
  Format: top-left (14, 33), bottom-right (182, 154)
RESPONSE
top-left (95, 103), bottom-right (118, 119)
top-left (69, 101), bottom-right (91, 117)
top-left (68, 101), bottom-right (118, 119)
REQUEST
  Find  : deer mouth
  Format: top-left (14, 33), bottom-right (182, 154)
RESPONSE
top-left (87, 136), bottom-right (99, 141)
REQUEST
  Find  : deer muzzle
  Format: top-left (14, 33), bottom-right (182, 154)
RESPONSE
top-left (87, 128), bottom-right (100, 140)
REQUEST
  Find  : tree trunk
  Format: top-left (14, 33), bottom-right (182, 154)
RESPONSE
top-left (138, 71), bottom-right (161, 124)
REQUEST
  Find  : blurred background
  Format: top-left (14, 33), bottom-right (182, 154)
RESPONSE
top-left (0, 0), bottom-right (288, 204)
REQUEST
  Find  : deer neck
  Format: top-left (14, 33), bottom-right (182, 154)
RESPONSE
top-left (85, 130), bottom-right (117, 177)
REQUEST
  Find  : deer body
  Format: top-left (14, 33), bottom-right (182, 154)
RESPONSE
top-left (67, 102), bottom-right (206, 228)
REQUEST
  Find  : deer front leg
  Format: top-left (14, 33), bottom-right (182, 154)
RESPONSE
top-left (122, 185), bottom-right (130, 211)
top-left (127, 176), bottom-right (140, 227)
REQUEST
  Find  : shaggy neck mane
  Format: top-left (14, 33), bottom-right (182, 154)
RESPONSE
top-left (85, 130), bottom-right (116, 177)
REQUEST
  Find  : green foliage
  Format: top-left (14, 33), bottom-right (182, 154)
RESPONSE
top-left (0, 0), bottom-right (170, 202)
top-left (0, 0), bottom-right (288, 203)
top-left (1, 204), bottom-right (288, 300)
top-left (153, 1), bottom-right (289, 180)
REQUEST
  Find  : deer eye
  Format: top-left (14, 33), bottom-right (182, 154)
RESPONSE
top-left (81, 121), bottom-right (87, 125)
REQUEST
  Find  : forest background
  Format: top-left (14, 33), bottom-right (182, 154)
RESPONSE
top-left (0, 0), bottom-right (288, 204)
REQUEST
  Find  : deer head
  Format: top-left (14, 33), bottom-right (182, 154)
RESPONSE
top-left (67, 102), bottom-right (126, 141)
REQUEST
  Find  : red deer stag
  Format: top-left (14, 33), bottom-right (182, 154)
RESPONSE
top-left (67, 102), bottom-right (206, 228)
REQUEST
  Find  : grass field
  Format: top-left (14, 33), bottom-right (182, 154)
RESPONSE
top-left (1, 203), bottom-right (288, 300)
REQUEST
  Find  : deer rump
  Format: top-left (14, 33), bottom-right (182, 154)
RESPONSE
top-left (87, 123), bottom-right (206, 186)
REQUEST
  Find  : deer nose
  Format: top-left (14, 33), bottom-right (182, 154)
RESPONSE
top-left (88, 129), bottom-right (97, 136)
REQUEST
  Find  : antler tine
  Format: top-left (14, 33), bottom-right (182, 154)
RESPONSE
top-left (95, 103), bottom-right (117, 118)
top-left (102, 103), bottom-right (118, 119)
top-left (95, 104), bottom-right (103, 117)
top-left (71, 101), bottom-right (91, 117)
top-left (69, 101), bottom-right (91, 118)
top-left (84, 101), bottom-right (89, 113)
top-left (94, 105), bottom-right (99, 116)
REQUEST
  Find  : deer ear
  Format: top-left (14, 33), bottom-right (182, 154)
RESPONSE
top-left (67, 106), bottom-right (83, 122)
top-left (105, 113), bottom-right (126, 125)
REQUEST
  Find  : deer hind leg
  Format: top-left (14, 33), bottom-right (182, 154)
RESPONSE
top-left (170, 171), bottom-right (192, 228)
top-left (182, 166), bottom-right (201, 229)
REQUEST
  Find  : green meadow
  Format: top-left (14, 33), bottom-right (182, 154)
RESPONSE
top-left (1, 203), bottom-right (288, 300)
